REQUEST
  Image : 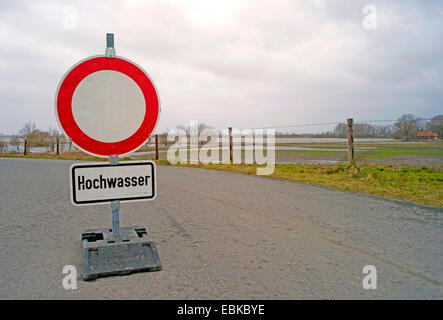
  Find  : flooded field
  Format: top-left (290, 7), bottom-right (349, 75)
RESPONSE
top-left (134, 141), bottom-right (443, 166)
top-left (2, 136), bottom-right (442, 166)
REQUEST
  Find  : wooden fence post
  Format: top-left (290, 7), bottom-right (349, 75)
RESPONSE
top-left (155, 134), bottom-right (159, 160)
top-left (56, 138), bottom-right (60, 156)
top-left (346, 118), bottom-right (356, 168)
top-left (228, 127), bottom-right (233, 164)
top-left (24, 139), bottom-right (27, 155)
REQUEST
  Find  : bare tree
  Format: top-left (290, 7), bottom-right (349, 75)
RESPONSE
top-left (426, 115), bottom-right (443, 139)
top-left (47, 126), bottom-right (62, 151)
top-left (19, 122), bottom-right (36, 139)
top-left (10, 135), bottom-right (23, 152)
top-left (177, 122), bottom-right (212, 136)
top-left (176, 125), bottom-right (190, 136)
top-left (18, 122), bottom-right (36, 152)
top-left (0, 140), bottom-right (7, 153)
top-left (334, 122), bottom-right (380, 138)
top-left (197, 122), bottom-right (212, 136)
top-left (373, 125), bottom-right (394, 137)
top-left (394, 114), bottom-right (419, 141)
top-left (32, 129), bottom-right (49, 146)
top-left (333, 123), bottom-right (347, 137)
top-left (354, 123), bottom-right (376, 138)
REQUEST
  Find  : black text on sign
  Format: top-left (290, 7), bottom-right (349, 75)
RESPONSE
top-left (70, 161), bottom-right (156, 205)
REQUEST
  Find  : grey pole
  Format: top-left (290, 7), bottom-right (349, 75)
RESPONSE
top-left (109, 154), bottom-right (120, 237)
top-left (105, 33), bottom-right (116, 58)
top-left (107, 33), bottom-right (119, 237)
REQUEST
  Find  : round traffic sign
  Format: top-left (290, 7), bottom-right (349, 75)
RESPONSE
top-left (55, 55), bottom-right (160, 157)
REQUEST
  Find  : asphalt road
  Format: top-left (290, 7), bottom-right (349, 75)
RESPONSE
top-left (0, 158), bottom-right (441, 299)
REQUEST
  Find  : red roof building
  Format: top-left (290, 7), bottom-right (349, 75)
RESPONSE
top-left (417, 131), bottom-right (438, 139)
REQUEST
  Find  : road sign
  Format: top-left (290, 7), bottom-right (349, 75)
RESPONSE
top-left (70, 161), bottom-right (156, 205)
top-left (59, 34), bottom-right (162, 279)
top-left (55, 55), bottom-right (160, 157)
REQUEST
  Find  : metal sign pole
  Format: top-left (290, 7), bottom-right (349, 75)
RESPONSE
top-left (107, 35), bottom-right (119, 237)
top-left (105, 33), bottom-right (116, 58)
top-left (109, 154), bottom-right (120, 237)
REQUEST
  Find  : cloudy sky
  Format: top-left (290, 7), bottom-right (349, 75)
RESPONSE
top-left (0, 0), bottom-right (442, 135)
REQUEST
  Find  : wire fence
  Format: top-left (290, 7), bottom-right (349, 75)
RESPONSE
top-left (0, 118), bottom-right (439, 161)
top-left (0, 138), bottom-right (73, 155)
top-left (148, 119), bottom-right (402, 146)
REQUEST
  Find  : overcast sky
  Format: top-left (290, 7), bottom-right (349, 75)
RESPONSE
top-left (0, 0), bottom-right (442, 135)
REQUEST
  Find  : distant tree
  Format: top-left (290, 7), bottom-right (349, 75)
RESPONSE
top-left (176, 122), bottom-right (213, 137)
top-left (417, 118), bottom-right (428, 131)
top-left (394, 114), bottom-right (420, 141)
top-left (197, 123), bottom-right (212, 135)
top-left (334, 122), bottom-right (395, 138)
top-left (31, 129), bottom-right (50, 147)
top-left (176, 125), bottom-right (190, 136)
top-left (334, 122), bottom-right (378, 138)
top-left (373, 125), bottom-right (394, 137)
top-left (354, 123), bottom-right (376, 138)
top-left (47, 127), bottom-right (62, 151)
top-left (10, 135), bottom-right (23, 152)
top-left (0, 140), bottom-right (7, 153)
top-left (19, 122), bottom-right (36, 138)
top-left (18, 122), bottom-right (36, 152)
top-left (426, 115), bottom-right (443, 139)
top-left (333, 123), bottom-right (347, 138)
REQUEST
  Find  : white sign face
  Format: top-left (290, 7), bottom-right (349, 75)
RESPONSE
top-left (70, 161), bottom-right (156, 205)
top-left (72, 70), bottom-right (146, 143)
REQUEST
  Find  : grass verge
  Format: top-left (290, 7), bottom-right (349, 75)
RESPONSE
top-left (156, 160), bottom-right (443, 207)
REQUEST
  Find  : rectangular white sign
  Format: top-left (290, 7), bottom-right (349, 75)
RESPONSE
top-left (70, 161), bottom-right (156, 205)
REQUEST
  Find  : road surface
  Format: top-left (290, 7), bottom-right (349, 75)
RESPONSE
top-left (0, 158), bottom-right (441, 299)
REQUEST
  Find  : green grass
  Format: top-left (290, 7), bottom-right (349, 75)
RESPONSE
top-left (277, 149), bottom-right (344, 157)
top-left (365, 148), bottom-right (443, 159)
top-left (276, 143), bottom-right (346, 149)
top-left (277, 142), bottom-right (443, 161)
top-left (156, 160), bottom-right (443, 207)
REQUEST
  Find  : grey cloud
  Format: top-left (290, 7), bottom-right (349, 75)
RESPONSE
top-left (0, 0), bottom-right (442, 135)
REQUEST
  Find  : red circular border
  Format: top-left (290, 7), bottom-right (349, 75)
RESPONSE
top-left (56, 56), bottom-right (159, 156)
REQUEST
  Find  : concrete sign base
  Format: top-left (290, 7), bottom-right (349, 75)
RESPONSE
top-left (81, 226), bottom-right (162, 280)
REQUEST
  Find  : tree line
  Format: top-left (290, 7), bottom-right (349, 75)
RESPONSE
top-left (332, 114), bottom-right (442, 140)
top-left (2, 115), bottom-right (441, 154)
top-left (2, 122), bottom-right (70, 153)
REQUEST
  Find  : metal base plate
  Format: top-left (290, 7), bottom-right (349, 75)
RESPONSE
top-left (81, 226), bottom-right (162, 281)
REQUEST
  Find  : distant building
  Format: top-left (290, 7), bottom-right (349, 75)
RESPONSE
top-left (417, 131), bottom-right (438, 140)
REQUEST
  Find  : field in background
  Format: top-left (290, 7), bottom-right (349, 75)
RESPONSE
top-left (1, 140), bottom-right (442, 207)
top-left (3, 136), bottom-right (442, 166)
top-left (276, 142), bottom-right (443, 166)
top-left (135, 140), bottom-right (443, 167)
